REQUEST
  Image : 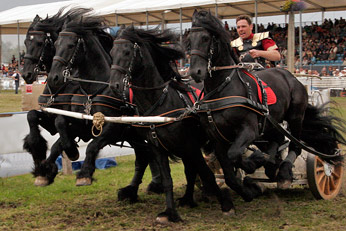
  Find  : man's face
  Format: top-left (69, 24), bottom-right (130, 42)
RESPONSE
top-left (236, 19), bottom-right (253, 40)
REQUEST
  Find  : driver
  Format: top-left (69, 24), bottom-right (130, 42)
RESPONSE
top-left (231, 15), bottom-right (281, 68)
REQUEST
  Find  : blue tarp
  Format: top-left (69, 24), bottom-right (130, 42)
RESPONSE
top-left (55, 156), bottom-right (117, 171)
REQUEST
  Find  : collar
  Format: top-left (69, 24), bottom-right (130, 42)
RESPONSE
top-left (243, 33), bottom-right (254, 41)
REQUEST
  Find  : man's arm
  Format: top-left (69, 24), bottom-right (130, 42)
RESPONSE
top-left (249, 49), bottom-right (281, 61)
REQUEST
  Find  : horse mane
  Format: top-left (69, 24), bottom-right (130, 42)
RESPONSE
top-left (192, 10), bottom-right (230, 44)
top-left (191, 10), bottom-right (239, 64)
top-left (34, 7), bottom-right (93, 34)
top-left (63, 14), bottom-right (114, 54)
top-left (119, 26), bottom-right (185, 80)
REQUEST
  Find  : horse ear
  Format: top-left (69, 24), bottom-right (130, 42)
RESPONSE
top-left (46, 14), bottom-right (48, 20)
top-left (33, 15), bottom-right (41, 22)
top-left (193, 9), bottom-right (198, 17)
top-left (79, 16), bottom-right (83, 24)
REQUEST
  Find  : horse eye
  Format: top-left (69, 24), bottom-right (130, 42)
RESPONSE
top-left (202, 36), bottom-right (209, 42)
top-left (68, 44), bottom-right (75, 49)
top-left (123, 50), bottom-right (130, 56)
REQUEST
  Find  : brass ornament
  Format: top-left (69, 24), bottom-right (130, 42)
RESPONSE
top-left (252, 41), bottom-right (257, 47)
top-left (238, 45), bottom-right (243, 51)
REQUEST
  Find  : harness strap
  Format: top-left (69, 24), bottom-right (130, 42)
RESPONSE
top-left (206, 110), bottom-right (232, 144)
top-left (111, 64), bottom-right (128, 75)
top-left (198, 96), bottom-right (267, 114)
top-left (142, 85), bottom-right (169, 116)
top-left (24, 54), bottom-right (39, 62)
top-left (191, 49), bottom-right (208, 60)
top-left (200, 69), bottom-right (237, 101)
top-left (53, 56), bottom-right (68, 66)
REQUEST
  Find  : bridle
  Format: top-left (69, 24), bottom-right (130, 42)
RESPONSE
top-left (111, 39), bottom-right (141, 91)
top-left (53, 31), bottom-right (84, 82)
top-left (189, 27), bottom-right (245, 76)
top-left (111, 39), bottom-right (171, 92)
top-left (24, 30), bottom-right (54, 77)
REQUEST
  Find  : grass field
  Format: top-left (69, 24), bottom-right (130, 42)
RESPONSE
top-left (0, 90), bottom-right (22, 113)
top-left (0, 155), bottom-right (346, 230)
top-left (0, 91), bottom-right (346, 230)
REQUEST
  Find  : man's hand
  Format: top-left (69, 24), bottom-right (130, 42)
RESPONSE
top-left (249, 49), bottom-right (261, 58)
top-left (249, 49), bottom-right (281, 61)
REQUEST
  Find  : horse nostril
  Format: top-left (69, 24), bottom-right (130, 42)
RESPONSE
top-left (110, 82), bottom-right (120, 91)
top-left (197, 69), bottom-right (202, 75)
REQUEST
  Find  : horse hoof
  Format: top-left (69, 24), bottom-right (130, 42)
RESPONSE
top-left (76, 178), bottom-right (92, 186)
top-left (147, 182), bottom-right (164, 194)
top-left (277, 180), bottom-right (292, 189)
top-left (155, 216), bottom-right (170, 225)
top-left (34, 176), bottom-right (49, 186)
top-left (223, 209), bottom-right (236, 216)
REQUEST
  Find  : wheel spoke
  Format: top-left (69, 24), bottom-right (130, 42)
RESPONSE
top-left (329, 176), bottom-right (336, 191)
top-left (332, 171), bottom-right (340, 179)
top-left (316, 157), bottom-right (324, 166)
top-left (318, 175), bottom-right (326, 192)
top-left (316, 166), bottom-right (324, 173)
top-left (324, 177), bottom-right (330, 195)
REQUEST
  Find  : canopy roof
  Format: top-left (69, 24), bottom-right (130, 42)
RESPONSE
top-left (0, 0), bottom-right (345, 34)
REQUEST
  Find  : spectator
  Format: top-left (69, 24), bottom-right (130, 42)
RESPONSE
top-left (333, 68), bottom-right (341, 77)
top-left (224, 21), bottom-right (229, 31)
top-left (11, 69), bottom-right (21, 94)
top-left (342, 57), bottom-right (346, 65)
top-left (11, 55), bottom-right (16, 64)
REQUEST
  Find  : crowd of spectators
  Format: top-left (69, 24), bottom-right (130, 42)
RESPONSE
top-left (1, 50), bottom-right (25, 77)
top-left (222, 17), bottom-right (346, 68)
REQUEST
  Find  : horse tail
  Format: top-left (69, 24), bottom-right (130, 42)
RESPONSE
top-left (301, 102), bottom-right (346, 162)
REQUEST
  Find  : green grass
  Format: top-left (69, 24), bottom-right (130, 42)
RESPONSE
top-left (1, 155), bottom-right (346, 230)
top-left (0, 89), bottom-right (22, 113)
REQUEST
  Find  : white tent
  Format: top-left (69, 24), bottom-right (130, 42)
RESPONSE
top-left (0, 0), bottom-right (345, 34)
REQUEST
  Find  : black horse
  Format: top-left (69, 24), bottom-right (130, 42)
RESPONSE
top-left (109, 26), bottom-right (234, 223)
top-left (46, 14), bottom-right (163, 199)
top-left (22, 8), bottom-right (93, 186)
top-left (187, 10), bottom-right (346, 200)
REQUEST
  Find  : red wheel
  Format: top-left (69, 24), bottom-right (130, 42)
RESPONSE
top-left (307, 153), bottom-right (344, 200)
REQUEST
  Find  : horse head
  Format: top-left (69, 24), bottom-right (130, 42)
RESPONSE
top-left (109, 26), bottom-right (183, 95)
top-left (47, 13), bottom-right (112, 92)
top-left (188, 10), bottom-right (237, 82)
top-left (22, 15), bottom-right (47, 84)
top-left (23, 7), bottom-right (93, 84)
top-left (109, 36), bottom-right (145, 95)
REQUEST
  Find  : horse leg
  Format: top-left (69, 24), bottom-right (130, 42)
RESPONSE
top-left (75, 134), bottom-right (110, 186)
top-left (153, 149), bottom-right (181, 223)
top-left (176, 157), bottom-right (199, 208)
top-left (33, 138), bottom-right (62, 186)
top-left (191, 149), bottom-right (235, 215)
top-left (147, 159), bottom-right (164, 194)
top-left (277, 113), bottom-right (304, 189)
top-left (54, 115), bottom-right (79, 161)
top-left (262, 133), bottom-right (286, 180)
top-left (117, 142), bottom-right (150, 203)
top-left (23, 110), bottom-right (56, 170)
top-left (227, 126), bottom-right (261, 174)
top-left (219, 140), bottom-right (263, 202)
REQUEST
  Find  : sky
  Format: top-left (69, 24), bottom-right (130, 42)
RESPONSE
top-left (1, 0), bottom-right (69, 13)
